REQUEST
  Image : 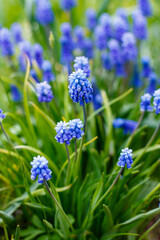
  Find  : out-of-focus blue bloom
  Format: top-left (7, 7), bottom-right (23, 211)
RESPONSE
top-left (116, 8), bottom-right (128, 23)
top-left (146, 72), bottom-right (157, 94)
top-left (113, 118), bottom-right (137, 134)
top-left (86, 8), bottom-right (97, 31)
top-left (68, 69), bottom-right (93, 106)
top-left (0, 28), bottom-right (14, 56)
top-left (83, 38), bottom-right (94, 59)
top-left (55, 121), bottom-right (73, 145)
top-left (92, 82), bottom-right (103, 111)
top-left (60, 0), bottom-right (77, 11)
top-left (132, 11), bottom-right (147, 40)
top-left (36, 81), bottom-right (54, 102)
top-left (10, 85), bottom-right (22, 102)
top-left (99, 13), bottom-right (112, 38)
top-left (35, 0), bottom-right (54, 25)
top-left (0, 109), bottom-right (6, 120)
top-left (94, 26), bottom-right (107, 50)
top-left (69, 119), bottom-right (84, 139)
top-left (108, 39), bottom-right (122, 65)
top-left (153, 89), bottom-right (160, 114)
top-left (141, 56), bottom-right (151, 78)
top-left (42, 60), bottom-right (55, 82)
top-left (31, 155), bottom-right (52, 184)
top-left (122, 32), bottom-right (137, 62)
top-left (140, 93), bottom-right (153, 112)
top-left (73, 56), bottom-right (91, 78)
top-left (11, 23), bottom-right (23, 44)
top-left (101, 51), bottom-right (112, 71)
top-left (74, 26), bottom-right (85, 50)
top-left (30, 69), bottom-right (39, 82)
top-left (61, 22), bottom-right (72, 38)
top-left (112, 16), bottom-right (128, 41)
top-left (33, 43), bottom-right (43, 69)
top-left (18, 41), bottom-right (32, 72)
top-left (132, 64), bottom-right (142, 87)
top-left (138, 0), bottom-right (152, 17)
top-left (117, 148), bottom-right (133, 169)
top-left (115, 62), bottom-right (126, 77)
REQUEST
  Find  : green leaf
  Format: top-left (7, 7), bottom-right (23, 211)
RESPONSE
top-left (0, 211), bottom-right (15, 224)
top-left (43, 220), bottom-right (65, 239)
top-left (25, 203), bottom-right (54, 214)
top-left (103, 204), bottom-right (114, 227)
top-left (15, 225), bottom-right (20, 240)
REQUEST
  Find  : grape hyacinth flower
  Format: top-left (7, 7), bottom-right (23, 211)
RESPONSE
top-left (0, 109), bottom-right (6, 120)
top-left (92, 82), bottom-right (103, 111)
top-left (61, 22), bottom-right (72, 38)
top-left (30, 155), bottom-right (52, 184)
top-left (18, 41), bottom-right (32, 72)
top-left (153, 89), bottom-right (160, 114)
top-left (73, 56), bottom-right (91, 78)
top-left (55, 121), bottom-right (73, 145)
top-left (99, 13), bottom-right (112, 38)
top-left (68, 69), bottom-right (93, 106)
top-left (101, 52), bottom-right (112, 71)
top-left (36, 81), bottom-right (54, 102)
top-left (94, 26), bottom-right (107, 50)
top-left (42, 60), bottom-right (55, 82)
top-left (146, 72), bottom-right (157, 95)
top-left (69, 119), bottom-right (84, 139)
top-left (30, 69), bottom-right (39, 82)
top-left (140, 93), bottom-right (153, 112)
top-left (86, 8), bottom-right (97, 31)
top-left (132, 64), bottom-right (142, 88)
top-left (117, 148), bottom-right (133, 169)
top-left (0, 28), bottom-right (14, 56)
top-left (113, 118), bottom-right (137, 134)
top-left (141, 57), bottom-right (152, 78)
top-left (138, 0), bottom-right (152, 17)
top-left (74, 26), bottom-right (85, 50)
top-left (83, 38), bottom-right (94, 59)
top-left (11, 23), bottom-right (23, 44)
top-left (122, 32), bottom-right (137, 62)
top-left (60, 0), bottom-right (77, 11)
top-left (116, 8), bottom-right (128, 23)
top-left (35, 0), bottom-right (54, 25)
top-left (132, 11), bottom-right (147, 40)
top-left (10, 85), bottom-right (22, 102)
top-left (33, 43), bottom-right (44, 69)
top-left (112, 16), bottom-right (128, 41)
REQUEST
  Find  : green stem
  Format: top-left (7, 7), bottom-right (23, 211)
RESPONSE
top-left (74, 139), bottom-right (77, 163)
top-left (65, 143), bottom-right (70, 184)
top-left (133, 121), bottom-right (160, 166)
top-left (126, 111), bottom-right (145, 147)
top-left (43, 179), bottom-right (74, 231)
top-left (0, 122), bottom-right (14, 148)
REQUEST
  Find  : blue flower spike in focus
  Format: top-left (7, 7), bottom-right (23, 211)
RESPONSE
top-left (69, 119), bottom-right (84, 139)
top-left (31, 155), bottom-right (52, 184)
top-left (153, 89), bottom-right (160, 114)
top-left (55, 121), bottom-right (73, 145)
top-left (117, 148), bottom-right (133, 169)
top-left (140, 93), bottom-right (153, 112)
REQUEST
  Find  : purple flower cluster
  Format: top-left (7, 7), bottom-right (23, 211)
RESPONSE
top-left (138, 0), bottom-right (152, 17)
top-left (153, 89), bottom-right (160, 114)
top-left (35, 0), bottom-right (54, 25)
top-left (36, 81), bottom-right (54, 102)
top-left (60, 0), bottom-right (77, 11)
top-left (117, 148), bottom-right (133, 169)
top-left (11, 23), bottom-right (23, 44)
top-left (0, 109), bottom-right (6, 120)
top-left (73, 56), bottom-right (91, 78)
top-left (33, 43), bottom-right (44, 69)
top-left (122, 32), bottom-right (137, 62)
top-left (42, 60), bottom-right (55, 82)
top-left (113, 118), bottom-right (137, 134)
top-left (140, 93), bottom-right (153, 112)
top-left (0, 28), bottom-right (14, 56)
top-left (86, 8), bottom-right (97, 31)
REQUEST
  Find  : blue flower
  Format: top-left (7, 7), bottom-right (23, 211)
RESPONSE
top-left (140, 93), bottom-right (153, 112)
top-left (85, 8), bottom-right (97, 31)
top-left (0, 109), bottom-right (6, 120)
top-left (108, 39), bottom-right (122, 65)
top-left (10, 85), bottom-right (22, 102)
top-left (11, 23), bottom-right (23, 44)
top-left (113, 118), bottom-right (137, 134)
top-left (116, 8), bottom-right (128, 23)
top-left (18, 41), bottom-right (32, 72)
top-left (92, 82), bottom-right (103, 111)
top-left (74, 26), bottom-right (85, 50)
top-left (122, 32), bottom-right (137, 62)
top-left (146, 72), bottom-right (157, 95)
top-left (112, 16), bottom-right (128, 41)
top-left (132, 11), bottom-right (147, 40)
top-left (132, 64), bottom-right (142, 88)
top-left (73, 56), bottom-right (91, 78)
top-left (141, 56), bottom-right (151, 78)
top-left (138, 0), bottom-right (152, 17)
top-left (36, 81), bottom-right (54, 102)
top-left (55, 121), bottom-right (73, 145)
top-left (94, 26), bottom-right (107, 50)
top-left (83, 38), bottom-right (94, 59)
top-left (68, 69), bottom-right (93, 106)
top-left (99, 13), bottom-right (112, 39)
top-left (35, 0), bottom-right (54, 25)
top-left (60, 0), bottom-right (77, 11)
top-left (101, 51), bottom-right (112, 71)
top-left (33, 43), bottom-right (44, 69)
top-left (117, 148), bottom-right (133, 169)
top-left (115, 62), bottom-right (126, 77)
top-left (0, 28), bottom-right (14, 56)
top-left (30, 155), bottom-right (52, 184)
top-left (42, 60), bottom-right (55, 82)
top-left (61, 22), bottom-right (72, 38)
top-left (69, 119), bottom-right (84, 139)
top-left (153, 89), bottom-right (160, 114)
top-left (30, 69), bottom-right (39, 82)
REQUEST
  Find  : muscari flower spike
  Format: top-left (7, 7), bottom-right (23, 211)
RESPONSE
top-left (55, 121), bottom-right (73, 145)
top-left (116, 8), bottom-right (128, 23)
top-left (141, 56), bottom-right (152, 78)
top-left (94, 25), bottom-right (107, 50)
top-left (101, 51), bottom-right (112, 71)
top-left (132, 10), bottom-right (147, 40)
top-left (117, 148), bottom-right (133, 169)
top-left (99, 13), bottom-right (112, 39)
top-left (35, 0), bottom-right (54, 25)
top-left (11, 22), bottom-right (23, 44)
top-left (10, 85), bottom-right (22, 102)
top-left (0, 109), bottom-right (6, 120)
top-left (31, 155), bottom-right (52, 184)
top-left (30, 69), bottom-right (39, 82)
top-left (85, 8), bottom-right (97, 31)
top-left (146, 72), bottom-right (157, 95)
top-left (69, 119), bottom-right (84, 139)
top-left (83, 38), bottom-right (94, 59)
top-left (153, 89), bottom-right (160, 114)
top-left (42, 60), bottom-right (55, 82)
top-left (122, 32), bottom-right (137, 62)
top-left (74, 26), bottom-right (85, 50)
top-left (68, 69), bottom-right (93, 106)
top-left (36, 81), bottom-right (54, 102)
top-left (73, 56), bottom-right (91, 78)
top-left (138, 0), bottom-right (152, 17)
top-left (18, 40), bottom-right (32, 72)
top-left (0, 28), bottom-right (14, 56)
top-left (33, 43), bottom-right (44, 69)
top-left (113, 118), bottom-right (137, 134)
top-left (61, 22), bottom-right (72, 38)
top-left (112, 16), bottom-right (128, 41)
top-left (140, 93), bottom-right (153, 112)
top-left (60, 0), bottom-right (77, 11)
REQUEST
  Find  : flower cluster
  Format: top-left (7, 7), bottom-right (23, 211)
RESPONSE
top-left (73, 56), bottom-right (91, 78)
top-left (60, 0), bottom-right (77, 11)
top-left (35, 0), bottom-right (54, 25)
top-left (138, 0), bottom-right (152, 17)
top-left (42, 60), bottom-right (55, 82)
top-left (140, 93), bottom-right (153, 112)
top-left (0, 28), bottom-right (14, 56)
top-left (122, 32), bottom-right (137, 62)
top-left (36, 81), bottom-right (54, 102)
top-left (33, 43), bottom-right (44, 69)
top-left (55, 119), bottom-right (84, 145)
top-left (0, 109), bottom-right (6, 120)
top-left (113, 118), bottom-right (137, 134)
top-left (153, 89), bottom-right (160, 114)
top-left (18, 41), bottom-right (32, 72)
top-left (85, 8), bottom-right (97, 31)
top-left (30, 155), bottom-right (52, 184)
top-left (68, 69), bottom-right (93, 106)
top-left (10, 85), bottom-right (22, 102)
top-left (11, 22), bottom-right (23, 44)
top-left (117, 148), bottom-right (133, 169)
